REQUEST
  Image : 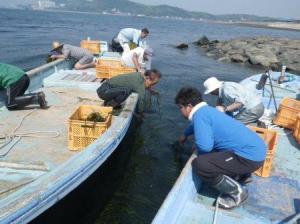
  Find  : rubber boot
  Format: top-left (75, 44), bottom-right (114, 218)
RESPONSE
top-left (212, 175), bottom-right (248, 209)
top-left (13, 92), bottom-right (47, 109)
top-left (36, 92), bottom-right (47, 109)
top-left (7, 93), bottom-right (36, 110)
top-left (233, 173), bottom-right (252, 185)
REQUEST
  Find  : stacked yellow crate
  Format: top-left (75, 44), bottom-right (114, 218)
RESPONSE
top-left (95, 59), bottom-right (135, 79)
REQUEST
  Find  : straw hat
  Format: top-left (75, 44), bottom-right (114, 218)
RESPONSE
top-left (203, 77), bottom-right (222, 94)
top-left (51, 41), bottom-right (63, 51)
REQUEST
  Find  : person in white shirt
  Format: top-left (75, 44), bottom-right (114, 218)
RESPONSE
top-left (121, 47), bottom-right (153, 73)
top-left (203, 77), bottom-right (264, 125)
top-left (116, 28), bottom-right (149, 53)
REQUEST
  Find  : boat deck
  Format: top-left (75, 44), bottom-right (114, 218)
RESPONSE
top-left (0, 86), bottom-right (107, 198)
top-left (154, 129), bottom-right (300, 224)
top-left (175, 128), bottom-right (300, 224)
top-left (0, 87), bottom-right (103, 165)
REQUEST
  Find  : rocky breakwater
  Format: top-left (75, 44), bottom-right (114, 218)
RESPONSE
top-left (194, 36), bottom-right (300, 74)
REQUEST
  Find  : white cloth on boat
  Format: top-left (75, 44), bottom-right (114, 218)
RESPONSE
top-left (121, 47), bottom-right (145, 68)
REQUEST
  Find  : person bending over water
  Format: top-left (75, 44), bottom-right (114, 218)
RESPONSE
top-left (175, 87), bottom-right (266, 209)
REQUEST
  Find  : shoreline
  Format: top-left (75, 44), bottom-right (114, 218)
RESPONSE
top-left (223, 21), bottom-right (300, 32)
top-left (194, 36), bottom-right (300, 75)
top-left (2, 8), bottom-right (300, 32)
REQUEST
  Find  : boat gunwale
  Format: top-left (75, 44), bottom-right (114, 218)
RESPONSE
top-left (152, 154), bottom-right (197, 224)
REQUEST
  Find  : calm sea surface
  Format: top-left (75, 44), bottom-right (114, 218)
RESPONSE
top-left (1, 8), bottom-right (300, 224)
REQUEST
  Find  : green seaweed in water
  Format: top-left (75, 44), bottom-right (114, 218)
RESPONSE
top-left (86, 112), bottom-right (106, 122)
top-left (144, 92), bottom-right (162, 118)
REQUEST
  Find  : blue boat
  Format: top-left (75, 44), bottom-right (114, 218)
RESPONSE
top-left (0, 51), bottom-right (138, 223)
top-left (153, 72), bottom-right (300, 224)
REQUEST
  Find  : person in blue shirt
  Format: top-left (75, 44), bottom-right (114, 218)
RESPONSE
top-left (175, 87), bottom-right (266, 209)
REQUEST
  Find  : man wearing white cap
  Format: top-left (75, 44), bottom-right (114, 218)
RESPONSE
top-left (121, 47), bottom-right (153, 73)
top-left (203, 77), bottom-right (264, 125)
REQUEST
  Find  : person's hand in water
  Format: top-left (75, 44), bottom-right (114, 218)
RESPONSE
top-left (134, 112), bottom-right (144, 121)
top-left (171, 135), bottom-right (187, 152)
top-left (148, 86), bottom-right (159, 96)
top-left (192, 145), bottom-right (197, 153)
top-left (178, 135), bottom-right (187, 145)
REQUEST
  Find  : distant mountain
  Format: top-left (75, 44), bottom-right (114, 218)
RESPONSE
top-left (53, 0), bottom-right (276, 22)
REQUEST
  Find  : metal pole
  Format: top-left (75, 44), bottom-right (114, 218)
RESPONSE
top-left (267, 70), bottom-right (278, 112)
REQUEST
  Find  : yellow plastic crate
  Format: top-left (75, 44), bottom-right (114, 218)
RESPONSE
top-left (68, 105), bottom-right (113, 151)
top-left (96, 59), bottom-right (122, 67)
top-left (80, 40), bottom-right (101, 55)
top-left (96, 64), bottom-right (135, 79)
top-left (273, 97), bottom-right (300, 130)
top-left (293, 114), bottom-right (300, 144)
top-left (248, 126), bottom-right (278, 178)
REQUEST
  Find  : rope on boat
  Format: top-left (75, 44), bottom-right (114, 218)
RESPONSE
top-left (268, 124), bottom-right (293, 136)
top-left (213, 195), bottom-right (221, 224)
top-left (0, 109), bottom-right (60, 158)
top-left (259, 110), bottom-right (293, 136)
top-left (0, 178), bottom-right (36, 196)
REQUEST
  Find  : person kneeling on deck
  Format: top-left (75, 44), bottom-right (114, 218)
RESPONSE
top-left (96, 69), bottom-right (161, 115)
top-left (50, 42), bottom-right (95, 70)
top-left (175, 87), bottom-right (266, 209)
top-left (203, 77), bottom-right (264, 125)
top-left (121, 47), bottom-right (153, 73)
top-left (0, 63), bottom-right (47, 110)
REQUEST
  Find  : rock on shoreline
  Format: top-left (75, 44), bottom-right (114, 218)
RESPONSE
top-left (176, 43), bottom-right (189, 49)
top-left (194, 36), bottom-right (300, 74)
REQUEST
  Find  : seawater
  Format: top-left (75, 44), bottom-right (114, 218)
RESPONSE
top-left (1, 8), bottom-right (300, 224)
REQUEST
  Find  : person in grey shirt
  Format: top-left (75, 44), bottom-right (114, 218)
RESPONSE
top-left (203, 77), bottom-right (264, 125)
top-left (50, 41), bottom-right (95, 70)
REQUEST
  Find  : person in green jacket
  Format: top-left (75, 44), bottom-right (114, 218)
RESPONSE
top-left (96, 69), bottom-right (161, 114)
top-left (0, 63), bottom-right (47, 110)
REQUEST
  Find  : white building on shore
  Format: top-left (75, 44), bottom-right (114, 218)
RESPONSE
top-left (31, 1), bottom-right (56, 10)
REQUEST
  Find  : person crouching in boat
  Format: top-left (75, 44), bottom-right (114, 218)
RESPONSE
top-left (121, 47), bottom-right (153, 73)
top-left (50, 42), bottom-right (95, 70)
top-left (112, 28), bottom-right (149, 53)
top-left (0, 63), bottom-right (47, 110)
top-left (96, 69), bottom-right (161, 116)
top-left (203, 77), bottom-right (264, 125)
top-left (175, 87), bottom-right (266, 209)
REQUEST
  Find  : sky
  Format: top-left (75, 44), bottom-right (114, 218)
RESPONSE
top-left (1, 0), bottom-right (299, 19)
top-left (131, 0), bottom-right (300, 19)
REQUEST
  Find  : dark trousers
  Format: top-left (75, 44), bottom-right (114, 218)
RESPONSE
top-left (111, 36), bottom-right (123, 53)
top-left (97, 82), bottom-right (130, 104)
top-left (192, 151), bottom-right (263, 185)
top-left (5, 74), bottom-right (36, 110)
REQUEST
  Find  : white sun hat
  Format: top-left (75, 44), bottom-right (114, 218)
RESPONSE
top-left (203, 77), bottom-right (222, 94)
